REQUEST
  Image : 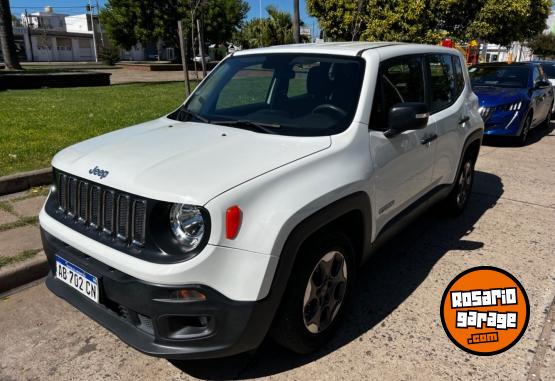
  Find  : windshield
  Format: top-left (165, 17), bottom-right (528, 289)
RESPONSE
top-left (169, 54), bottom-right (365, 136)
top-left (469, 65), bottom-right (529, 88)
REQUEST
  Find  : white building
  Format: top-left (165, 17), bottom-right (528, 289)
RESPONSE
top-left (14, 6), bottom-right (100, 62)
top-left (482, 43), bottom-right (534, 63)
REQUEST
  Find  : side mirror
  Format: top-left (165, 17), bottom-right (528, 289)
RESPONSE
top-left (384, 102), bottom-right (429, 138)
top-left (535, 80), bottom-right (552, 89)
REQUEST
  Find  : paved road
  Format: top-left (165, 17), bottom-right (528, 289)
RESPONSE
top-left (1, 127), bottom-right (554, 381)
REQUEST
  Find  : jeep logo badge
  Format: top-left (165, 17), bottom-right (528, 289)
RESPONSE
top-left (89, 166), bottom-right (109, 179)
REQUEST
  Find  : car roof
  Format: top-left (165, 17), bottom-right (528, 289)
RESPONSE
top-left (232, 41), bottom-right (460, 57)
top-left (530, 60), bottom-right (555, 65)
top-left (472, 62), bottom-right (536, 67)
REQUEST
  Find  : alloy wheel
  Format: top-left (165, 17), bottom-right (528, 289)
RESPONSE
top-left (520, 118), bottom-right (531, 144)
top-left (456, 161), bottom-right (473, 208)
top-left (303, 250), bottom-right (348, 334)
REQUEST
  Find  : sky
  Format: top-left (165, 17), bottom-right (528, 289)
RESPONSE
top-left (10, 0), bottom-right (320, 35)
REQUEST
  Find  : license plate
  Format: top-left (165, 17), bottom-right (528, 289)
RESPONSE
top-left (55, 255), bottom-right (99, 303)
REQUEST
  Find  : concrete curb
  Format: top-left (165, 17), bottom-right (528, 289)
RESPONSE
top-left (0, 168), bottom-right (52, 196)
top-left (0, 252), bottom-right (49, 293)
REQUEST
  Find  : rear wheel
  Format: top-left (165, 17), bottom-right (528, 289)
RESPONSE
top-left (271, 232), bottom-right (355, 354)
top-left (442, 153), bottom-right (476, 216)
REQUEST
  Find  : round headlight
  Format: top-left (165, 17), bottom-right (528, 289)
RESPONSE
top-left (170, 204), bottom-right (205, 251)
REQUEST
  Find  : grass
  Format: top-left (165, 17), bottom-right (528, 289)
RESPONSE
top-left (0, 82), bottom-right (195, 176)
top-left (0, 216), bottom-right (39, 233)
top-left (0, 201), bottom-right (16, 214)
top-left (0, 248), bottom-right (42, 269)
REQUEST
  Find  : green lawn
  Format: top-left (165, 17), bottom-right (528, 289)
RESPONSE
top-left (0, 82), bottom-right (193, 176)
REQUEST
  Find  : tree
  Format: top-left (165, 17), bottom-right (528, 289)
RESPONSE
top-left (527, 33), bottom-right (555, 59)
top-left (234, 5), bottom-right (308, 48)
top-left (452, 0), bottom-right (551, 46)
top-left (100, 0), bottom-right (249, 50)
top-left (293, 0), bottom-right (300, 43)
top-left (0, 0), bottom-right (22, 69)
top-left (307, 0), bottom-right (551, 46)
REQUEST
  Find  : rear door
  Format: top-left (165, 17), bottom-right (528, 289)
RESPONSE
top-left (427, 53), bottom-right (471, 185)
top-left (369, 54), bottom-right (437, 233)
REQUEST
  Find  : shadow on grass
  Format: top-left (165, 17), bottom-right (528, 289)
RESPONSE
top-left (169, 170), bottom-right (504, 380)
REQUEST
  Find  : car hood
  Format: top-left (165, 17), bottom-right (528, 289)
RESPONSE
top-left (52, 117), bottom-right (331, 205)
top-left (472, 86), bottom-right (528, 107)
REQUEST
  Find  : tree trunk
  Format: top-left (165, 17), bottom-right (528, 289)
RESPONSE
top-left (0, 0), bottom-right (22, 69)
top-left (292, 0), bottom-right (300, 43)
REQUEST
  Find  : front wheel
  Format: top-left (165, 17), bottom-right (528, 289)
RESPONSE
top-left (270, 232), bottom-right (355, 354)
top-left (517, 115), bottom-right (532, 146)
top-left (442, 153), bottom-right (476, 216)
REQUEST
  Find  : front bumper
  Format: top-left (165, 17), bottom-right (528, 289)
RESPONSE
top-left (483, 110), bottom-right (525, 136)
top-left (41, 228), bottom-right (275, 359)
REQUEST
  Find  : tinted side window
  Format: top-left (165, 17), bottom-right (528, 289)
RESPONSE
top-left (371, 55), bottom-right (425, 129)
top-left (427, 54), bottom-right (456, 113)
top-left (452, 55), bottom-right (465, 96)
top-left (533, 66), bottom-right (541, 84)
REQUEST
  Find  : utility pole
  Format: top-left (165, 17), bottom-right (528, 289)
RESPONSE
top-left (259, 0), bottom-right (262, 47)
top-left (178, 20), bottom-right (191, 96)
top-left (24, 9), bottom-right (34, 61)
top-left (292, 0), bottom-right (300, 43)
top-left (95, 0), bottom-right (104, 47)
top-left (87, 0), bottom-right (98, 62)
top-left (196, 18), bottom-right (206, 77)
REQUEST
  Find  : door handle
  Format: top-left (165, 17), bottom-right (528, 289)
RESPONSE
top-left (420, 134), bottom-right (438, 145)
top-left (458, 116), bottom-right (470, 125)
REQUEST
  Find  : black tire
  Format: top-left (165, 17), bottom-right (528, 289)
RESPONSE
top-left (517, 115), bottom-right (532, 146)
top-left (442, 152), bottom-right (476, 216)
top-left (270, 232), bottom-right (356, 354)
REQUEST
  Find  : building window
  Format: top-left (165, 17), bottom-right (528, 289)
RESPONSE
top-left (56, 37), bottom-right (72, 51)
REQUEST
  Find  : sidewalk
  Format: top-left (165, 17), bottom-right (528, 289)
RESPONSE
top-left (0, 187), bottom-right (49, 292)
top-left (93, 68), bottom-right (205, 84)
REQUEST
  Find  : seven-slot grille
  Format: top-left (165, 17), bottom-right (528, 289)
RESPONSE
top-left (56, 173), bottom-right (147, 245)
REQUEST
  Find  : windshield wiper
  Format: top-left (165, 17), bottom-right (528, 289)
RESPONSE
top-left (175, 107), bottom-right (210, 123)
top-left (211, 119), bottom-right (281, 134)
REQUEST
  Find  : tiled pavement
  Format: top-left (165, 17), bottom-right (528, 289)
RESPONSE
top-left (0, 187), bottom-right (48, 267)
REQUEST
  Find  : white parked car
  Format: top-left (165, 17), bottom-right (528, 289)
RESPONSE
top-left (40, 42), bottom-right (483, 359)
top-left (193, 53), bottom-right (210, 63)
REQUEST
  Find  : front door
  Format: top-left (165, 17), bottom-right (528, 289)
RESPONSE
top-left (369, 55), bottom-right (437, 235)
top-left (531, 65), bottom-right (547, 126)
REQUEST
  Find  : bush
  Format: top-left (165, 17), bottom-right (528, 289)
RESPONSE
top-left (98, 47), bottom-right (120, 66)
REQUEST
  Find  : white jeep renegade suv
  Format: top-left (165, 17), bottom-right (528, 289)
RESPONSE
top-left (40, 42), bottom-right (483, 359)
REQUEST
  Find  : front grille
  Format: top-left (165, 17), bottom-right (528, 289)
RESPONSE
top-left (55, 172), bottom-right (147, 246)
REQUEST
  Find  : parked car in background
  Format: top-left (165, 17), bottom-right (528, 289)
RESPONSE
top-left (469, 62), bottom-right (553, 145)
top-left (531, 60), bottom-right (555, 112)
top-left (227, 43), bottom-right (240, 54)
top-left (193, 53), bottom-right (210, 63)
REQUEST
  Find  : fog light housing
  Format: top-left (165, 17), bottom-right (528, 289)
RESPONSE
top-left (169, 288), bottom-right (206, 302)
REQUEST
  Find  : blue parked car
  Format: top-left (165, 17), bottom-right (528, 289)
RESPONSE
top-left (469, 62), bottom-right (553, 145)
